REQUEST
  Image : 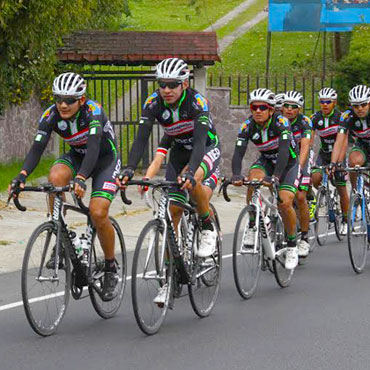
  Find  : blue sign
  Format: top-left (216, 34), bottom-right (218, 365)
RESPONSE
top-left (269, 1), bottom-right (370, 32)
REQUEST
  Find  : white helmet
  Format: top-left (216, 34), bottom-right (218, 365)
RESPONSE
top-left (155, 58), bottom-right (190, 81)
top-left (275, 93), bottom-right (285, 108)
top-left (318, 87), bottom-right (337, 100)
top-left (349, 85), bottom-right (370, 104)
top-left (249, 88), bottom-right (275, 106)
top-left (52, 72), bottom-right (86, 97)
top-left (284, 90), bottom-right (304, 107)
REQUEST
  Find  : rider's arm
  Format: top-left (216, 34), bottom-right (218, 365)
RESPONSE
top-left (22, 112), bottom-right (53, 175)
top-left (144, 134), bottom-right (173, 178)
top-left (331, 111), bottom-right (351, 164)
top-left (273, 117), bottom-right (292, 179)
top-left (299, 116), bottom-right (313, 168)
top-left (77, 120), bottom-right (103, 179)
top-left (231, 121), bottom-right (249, 176)
top-left (187, 113), bottom-right (210, 174)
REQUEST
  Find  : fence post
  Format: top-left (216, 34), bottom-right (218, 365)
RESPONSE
top-left (140, 79), bottom-right (149, 168)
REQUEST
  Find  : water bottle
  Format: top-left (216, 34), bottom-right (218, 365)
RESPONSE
top-left (80, 234), bottom-right (90, 265)
top-left (264, 215), bottom-right (272, 234)
top-left (69, 231), bottom-right (83, 258)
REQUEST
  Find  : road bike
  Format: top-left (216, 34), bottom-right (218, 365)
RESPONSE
top-left (220, 179), bottom-right (294, 299)
top-left (122, 179), bottom-right (222, 335)
top-left (8, 183), bottom-right (126, 336)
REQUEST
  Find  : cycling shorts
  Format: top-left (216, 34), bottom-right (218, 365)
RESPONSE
top-left (312, 151), bottom-right (347, 187)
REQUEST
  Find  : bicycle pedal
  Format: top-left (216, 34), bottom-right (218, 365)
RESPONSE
top-left (92, 271), bottom-right (105, 280)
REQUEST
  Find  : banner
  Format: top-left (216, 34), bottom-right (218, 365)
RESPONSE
top-left (269, 0), bottom-right (370, 32)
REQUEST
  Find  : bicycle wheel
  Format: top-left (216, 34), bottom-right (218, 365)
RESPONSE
top-left (131, 220), bottom-right (173, 335)
top-left (348, 192), bottom-right (368, 273)
top-left (89, 217), bottom-right (127, 319)
top-left (232, 206), bottom-right (261, 299)
top-left (188, 220), bottom-right (222, 317)
top-left (209, 203), bottom-right (221, 231)
top-left (22, 221), bottom-right (71, 336)
top-left (333, 189), bottom-right (344, 241)
top-left (315, 187), bottom-right (329, 246)
top-left (273, 216), bottom-right (293, 288)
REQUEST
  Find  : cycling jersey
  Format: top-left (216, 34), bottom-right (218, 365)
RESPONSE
top-left (22, 100), bottom-right (118, 179)
top-left (127, 88), bottom-right (218, 174)
top-left (290, 114), bottom-right (312, 146)
top-left (311, 109), bottom-right (342, 154)
top-left (232, 113), bottom-right (298, 179)
top-left (338, 108), bottom-right (370, 146)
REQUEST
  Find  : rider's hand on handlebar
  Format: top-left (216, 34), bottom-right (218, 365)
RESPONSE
top-left (73, 175), bottom-right (87, 198)
top-left (179, 171), bottom-right (196, 190)
top-left (231, 174), bottom-right (244, 187)
top-left (8, 172), bottom-right (27, 198)
top-left (263, 175), bottom-right (279, 187)
top-left (138, 177), bottom-right (150, 195)
top-left (117, 167), bottom-right (135, 189)
top-left (327, 162), bottom-right (336, 177)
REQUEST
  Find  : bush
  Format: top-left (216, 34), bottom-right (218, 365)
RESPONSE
top-left (0, 0), bottom-right (126, 113)
top-left (335, 25), bottom-right (370, 108)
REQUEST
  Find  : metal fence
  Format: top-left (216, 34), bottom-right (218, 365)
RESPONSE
top-left (208, 73), bottom-right (336, 115)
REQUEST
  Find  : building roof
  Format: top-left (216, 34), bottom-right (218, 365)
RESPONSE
top-left (57, 31), bottom-right (220, 66)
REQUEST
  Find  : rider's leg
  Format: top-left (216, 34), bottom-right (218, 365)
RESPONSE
top-left (48, 163), bottom-right (73, 213)
top-left (312, 171), bottom-right (323, 189)
top-left (296, 188), bottom-right (310, 234)
top-left (348, 150), bottom-right (366, 190)
top-left (278, 189), bottom-right (297, 244)
top-left (247, 168), bottom-right (265, 203)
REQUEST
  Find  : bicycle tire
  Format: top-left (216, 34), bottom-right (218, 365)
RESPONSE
top-left (315, 187), bottom-right (329, 246)
top-left (131, 220), bottom-right (173, 335)
top-left (22, 221), bottom-right (71, 336)
top-left (89, 217), bottom-right (127, 319)
top-left (232, 206), bottom-right (261, 299)
top-left (348, 192), bottom-right (368, 274)
top-left (273, 216), bottom-right (293, 288)
top-left (188, 219), bottom-right (222, 317)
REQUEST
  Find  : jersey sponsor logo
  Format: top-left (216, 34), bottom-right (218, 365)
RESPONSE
top-left (304, 116), bottom-right (313, 128)
top-left (278, 116), bottom-right (289, 127)
top-left (353, 127), bottom-right (370, 139)
top-left (102, 181), bottom-right (117, 192)
top-left (341, 110), bottom-right (351, 121)
top-left (163, 119), bottom-right (194, 136)
top-left (252, 132), bottom-right (260, 140)
top-left (58, 120), bottom-right (67, 131)
top-left (87, 100), bottom-right (102, 116)
top-left (238, 121), bottom-right (249, 134)
top-left (194, 93), bottom-right (209, 112)
top-left (40, 106), bottom-right (54, 123)
top-left (317, 125), bottom-right (338, 137)
top-left (144, 92), bottom-right (158, 108)
top-left (355, 120), bottom-right (361, 127)
top-left (318, 120), bottom-right (323, 127)
top-left (63, 128), bottom-right (89, 146)
top-left (162, 109), bottom-right (171, 120)
top-left (255, 137), bottom-right (279, 152)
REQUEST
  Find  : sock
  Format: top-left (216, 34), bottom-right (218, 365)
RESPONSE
top-left (301, 231), bottom-right (308, 242)
top-left (287, 235), bottom-right (297, 248)
top-left (200, 211), bottom-right (214, 231)
top-left (105, 258), bottom-right (116, 272)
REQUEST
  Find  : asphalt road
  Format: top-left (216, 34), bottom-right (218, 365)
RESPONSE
top-left (1, 232), bottom-right (370, 370)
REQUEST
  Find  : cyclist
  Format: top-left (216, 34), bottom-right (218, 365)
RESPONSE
top-left (311, 87), bottom-right (349, 235)
top-left (119, 58), bottom-right (220, 260)
top-left (8, 72), bottom-right (121, 301)
top-left (331, 85), bottom-right (370, 191)
top-left (282, 91), bottom-right (313, 257)
top-left (231, 88), bottom-right (300, 270)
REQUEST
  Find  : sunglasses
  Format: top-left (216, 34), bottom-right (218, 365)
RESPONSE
top-left (352, 102), bottom-right (368, 108)
top-left (283, 103), bottom-right (300, 109)
top-left (54, 96), bottom-right (79, 105)
top-left (320, 100), bottom-right (333, 105)
top-left (158, 80), bottom-right (182, 89)
top-left (250, 104), bottom-right (270, 112)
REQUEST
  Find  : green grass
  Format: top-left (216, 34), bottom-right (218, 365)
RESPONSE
top-left (216, 0), bottom-right (267, 40)
top-left (124, 0), bottom-right (246, 31)
top-left (0, 156), bottom-right (56, 191)
top-left (210, 19), bottom-right (333, 76)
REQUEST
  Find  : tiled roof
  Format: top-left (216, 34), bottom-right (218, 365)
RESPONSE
top-left (57, 31), bottom-right (220, 66)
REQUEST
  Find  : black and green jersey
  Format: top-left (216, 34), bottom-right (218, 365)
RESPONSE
top-left (22, 100), bottom-right (118, 179)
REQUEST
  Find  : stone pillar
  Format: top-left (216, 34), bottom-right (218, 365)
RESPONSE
top-left (206, 87), bottom-right (259, 176)
top-left (193, 66), bottom-right (207, 95)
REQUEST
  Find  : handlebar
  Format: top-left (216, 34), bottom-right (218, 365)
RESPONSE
top-left (120, 179), bottom-right (181, 205)
top-left (219, 177), bottom-right (279, 203)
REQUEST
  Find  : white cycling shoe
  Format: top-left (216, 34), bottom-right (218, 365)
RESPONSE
top-left (297, 239), bottom-right (310, 257)
top-left (243, 228), bottom-right (256, 247)
top-left (285, 247), bottom-right (298, 269)
top-left (197, 229), bottom-right (217, 258)
top-left (340, 221), bottom-right (348, 236)
top-left (153, 283), bottom-right (169, 305)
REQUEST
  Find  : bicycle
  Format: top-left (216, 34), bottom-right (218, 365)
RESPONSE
top-left (345, 166), bottom-right (370, 273)
top-left (122, 179), bottom-right (222, 335)
top-left (220, 178), bottom-right (294, 300)
top-left (8, 183), bottom-right (127, 336)
top-left (313, 165), bottom-right (345, 246)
